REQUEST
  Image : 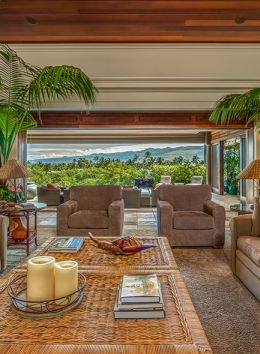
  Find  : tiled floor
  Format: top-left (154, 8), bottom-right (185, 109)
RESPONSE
top-left (4, 193), bottom-right (238, 271)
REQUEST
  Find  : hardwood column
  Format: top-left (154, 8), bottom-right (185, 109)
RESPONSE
top-left (205, 132), bottom-right (212, 186)
top-left (219, 141), bottom-right (224, 195)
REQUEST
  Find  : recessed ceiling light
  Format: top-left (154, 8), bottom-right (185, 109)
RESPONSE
top-left (26, 16), bottom-right (38, 25)
top-left (235, 16), bottom-right (246, 24)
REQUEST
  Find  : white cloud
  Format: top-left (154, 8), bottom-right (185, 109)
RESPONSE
top-left (27, 143), bottom-right (202, 161)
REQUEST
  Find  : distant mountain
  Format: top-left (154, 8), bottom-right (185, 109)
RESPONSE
top-left (29, 146), bottom-right (204, 164)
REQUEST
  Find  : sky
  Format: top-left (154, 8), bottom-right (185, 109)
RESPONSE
top-left (27, 143), bottom-right (203, 161)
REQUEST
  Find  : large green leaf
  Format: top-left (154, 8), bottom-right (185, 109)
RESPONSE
top-left (210, 88), bottom-right (260, 126)
top-left (26, 65), bottom-right (97, 109)
top-left (0, 106), bottom-right (36, 166)
top-left (0, 44), bottom-right (36, 110)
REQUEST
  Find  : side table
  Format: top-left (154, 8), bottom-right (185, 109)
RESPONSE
top-left (238, 203), bottom-right (254, 216)
top-left (0, 202), bottom-right (46, 256)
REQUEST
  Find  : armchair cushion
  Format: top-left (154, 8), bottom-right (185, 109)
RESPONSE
top-left (68, 210), bottom-right (109, 229)
top-left (237, 236), bottom-right (260, 267)
top-left (70, 185), bottom-right (122, 210)
top-left (172, 211), bottom-right (214, 230)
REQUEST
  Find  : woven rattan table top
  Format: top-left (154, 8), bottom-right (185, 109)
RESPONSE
top-left (17, 236), bottom-right (178, 270)
top-left (0, 268), bottom-right (212, 354)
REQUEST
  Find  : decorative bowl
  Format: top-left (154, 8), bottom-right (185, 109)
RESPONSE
top-left (7, 273), bottom-right (86, 319)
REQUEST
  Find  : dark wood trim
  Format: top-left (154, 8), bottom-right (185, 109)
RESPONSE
top-left (205, 132), bottom-right (212, 186)
top-left (219, 140), bottom-right (224, 195)
top-left (33, 111), bottom-right (251, 129)
top-left (246, 127), bottom-right (255, 203)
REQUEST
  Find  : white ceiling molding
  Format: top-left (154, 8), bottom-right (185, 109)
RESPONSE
top-left (10, 43), bottom-right (260, 110)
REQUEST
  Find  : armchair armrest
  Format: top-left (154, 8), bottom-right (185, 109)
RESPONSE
top-left (230, 214), bottom-right (253, 273)
top-left (57, 200), bottom-right (78, 235)
top-left (204, 200), bottom-right (225, 217)
top-left (204, 200), bottom-right (225, 247)
top-left (108, 199), bottom-right (124, 236)
top-left (157, 200), bottom-right (173, 237)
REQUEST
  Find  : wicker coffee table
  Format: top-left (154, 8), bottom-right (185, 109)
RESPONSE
top-left (16, 236), bottom-right (178, 270)
top-left (0, 236), bottom-right (212, 353)
top-left (0, 268), bottom-right (212, 353)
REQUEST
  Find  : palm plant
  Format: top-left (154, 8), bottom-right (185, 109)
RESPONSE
top-left (0, 44), bottom-right (97, 167)
top-left (209, 88), bottom-right (260, 127)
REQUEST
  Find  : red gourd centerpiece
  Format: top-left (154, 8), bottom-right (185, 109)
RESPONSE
top-left (88, 233), bottom-right (156, 255)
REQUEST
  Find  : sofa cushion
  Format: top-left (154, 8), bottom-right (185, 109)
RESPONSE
top-left (47, 183), bottom-right (59, 190)
top-left (68, 210), bottom-right (109, 229)
top-left (172, 211), bottom-right (214, 230)
top-left (237, 236), bottom-right (260, 267)
top-left (236, 250), bottom-right (260, 278)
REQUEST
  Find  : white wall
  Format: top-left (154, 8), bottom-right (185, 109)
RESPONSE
top-left (11, 44), bottom-right (260, 111)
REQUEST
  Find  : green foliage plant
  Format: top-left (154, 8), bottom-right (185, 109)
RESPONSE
top-left (0, 44), bottom-right (97, 167)
top-left (209, 88), bottom-right (260, 128)
top-left (224, 141), bottom-right (240, 189)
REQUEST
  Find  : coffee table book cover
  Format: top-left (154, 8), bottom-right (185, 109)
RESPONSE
top-left (48, 237), bottom-right (84, 253)
top-left (120, 274), bottom-right (161, 303)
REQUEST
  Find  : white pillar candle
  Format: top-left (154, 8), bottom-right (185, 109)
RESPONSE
top-left (54, 261), bottom-right (78, 300)
top-left (27, 256), bottom-right (55, 302)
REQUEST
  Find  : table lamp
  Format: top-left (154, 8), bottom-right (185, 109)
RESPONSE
top-left (0, 159), bottom-right (33, 203)
top-left (237, 159), bottom-right (260, 193)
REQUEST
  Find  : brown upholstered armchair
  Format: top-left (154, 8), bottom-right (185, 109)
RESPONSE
top-left (157, 184), bottom-right (225, 247)
top-left (57, 185), bottom-right (124, 236)
top-left (0, 215), bottom-right (9, 272)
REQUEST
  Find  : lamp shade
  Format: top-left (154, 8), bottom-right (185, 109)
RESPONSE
top-left (0, 159), bottom-right (33, 180)
top-left (237, 159), bottom-right (260, 180)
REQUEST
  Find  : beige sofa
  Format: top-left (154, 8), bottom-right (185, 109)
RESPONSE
top-left (157, 184), bottom-right (225, 247)
top-left (57, 185), bottom-right (124, 236)
top-left (0, 216), bottom-right (9, 272)
top-left (230, 197), bottom-right (260, 300)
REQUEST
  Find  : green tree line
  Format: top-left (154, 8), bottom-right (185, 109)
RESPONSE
top-left (28, 153), bottom-right (206, 187)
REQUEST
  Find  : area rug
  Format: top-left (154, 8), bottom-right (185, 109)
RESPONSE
top-left (173, 248), bottom-right (260, 354)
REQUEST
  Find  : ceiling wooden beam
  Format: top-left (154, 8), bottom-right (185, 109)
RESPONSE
top-left (33, 111), bottom-right (251, 129)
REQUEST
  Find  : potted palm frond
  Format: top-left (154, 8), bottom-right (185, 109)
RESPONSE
top-left (209, 88), bottom-right (260, 127)
top-left (0, 44), bottom-right (97, 168)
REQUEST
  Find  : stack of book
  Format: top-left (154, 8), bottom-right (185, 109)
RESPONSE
top-left (114, 274), bottom-right (165, 319)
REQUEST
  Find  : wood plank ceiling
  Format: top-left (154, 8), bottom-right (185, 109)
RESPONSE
top-left (1, 1), bottom-right (260, 43)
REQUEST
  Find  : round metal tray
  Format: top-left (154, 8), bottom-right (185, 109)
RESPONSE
top-left (7, 273), bottom-right (86, 319)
